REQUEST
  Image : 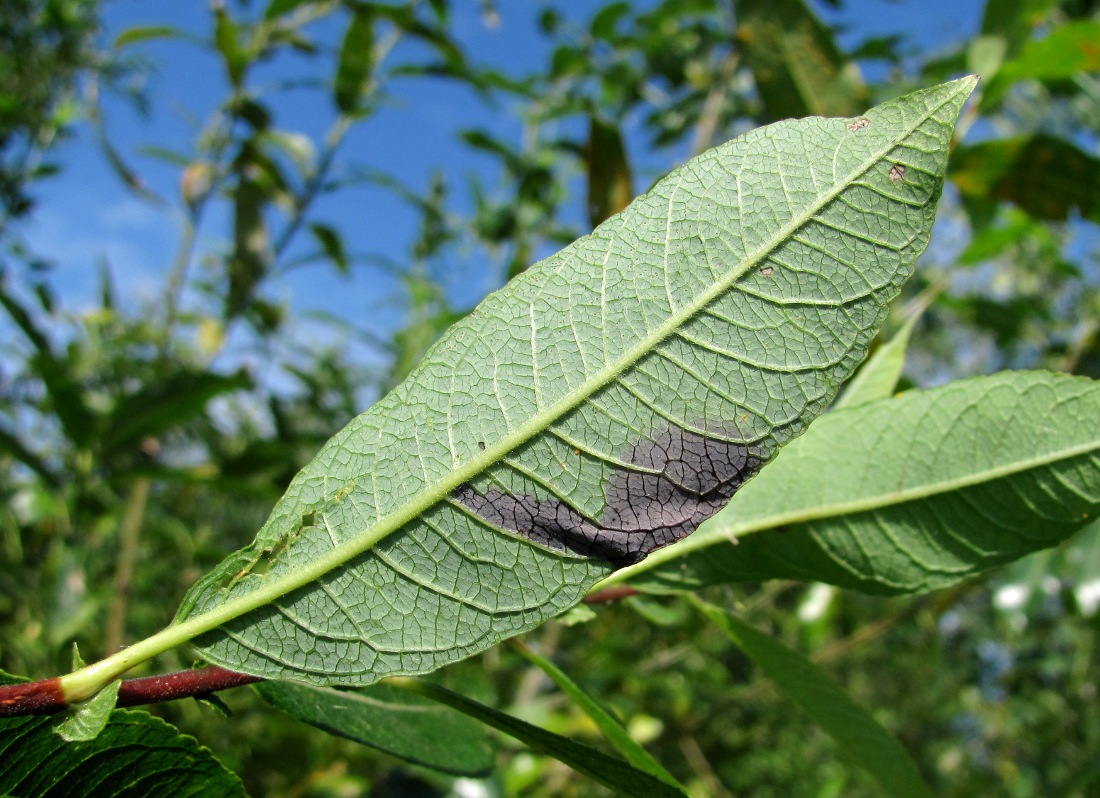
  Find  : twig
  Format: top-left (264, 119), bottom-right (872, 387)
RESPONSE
top-left (104, 478), bottom-right (152, 655)
top-left (0, 666), bottom-right (263, 717)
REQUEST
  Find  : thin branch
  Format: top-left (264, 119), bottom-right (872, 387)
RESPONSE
top-left (104, 478), bottom-right (152, 655)
top-left (0, 666), bottom-right (263, 717)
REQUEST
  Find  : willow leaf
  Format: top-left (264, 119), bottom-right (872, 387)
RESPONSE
top-left (63, 78), bottom-right (975, 697)
top-left (617, 371), bottom-right (1100, 595)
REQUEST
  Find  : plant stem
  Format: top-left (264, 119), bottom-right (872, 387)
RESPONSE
top-left (104, 478), bottom-right (150, 655)
top-left (0, 666), bottom-right (262, 717)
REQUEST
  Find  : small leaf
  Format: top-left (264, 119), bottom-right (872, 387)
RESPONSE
top-left (257, 680), bottom-right (495, 776)
top-left (309, 223), bottom-right (349, 273)
top-left (691, 598), bottom-right (935, 798)
top-left (835, 287), bottom-right (937, 409)
top-left (53, 681), bottom-right (121, 742)
top-left (214, 7), bottom-right (247, 88)
top-left (334, 7), bottom-right (374, 115)
top-left (399, 680), bottom-right (690, 798)
top-left (113, 26), bottom-right (179, 49)
top-left (618, 371), bottom-right (1100, 595)
top-left (513, 641), bottom-right (685, 790)
top-left (586, 116), bottom-right (634, 229)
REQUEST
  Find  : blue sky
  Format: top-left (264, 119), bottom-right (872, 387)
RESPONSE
top-left (19, 0), bottom-right (987, 381)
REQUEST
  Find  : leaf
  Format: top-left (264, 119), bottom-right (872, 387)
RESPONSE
top-left (617, 371), bottom-right (1100, 595)
top-left (513, 641), bottom-right (684, 790)
top-left (308, 223), bottom-right (349, 273)
top-left (113, 26), bottom-right (179, 49)
top-left (736, 0), bottom-right (868, 121)
top-left (586, 115), bottom-right (634, 229)
top-left (834, 286), bottom-right (937, 409)
top-left (53, 680), bottom-right (121, 742)
top-left (334, 6), bottom-right (374, 115)
top-left (255, 680), bottom-right (495, 776)
top-left (950, 134), bottom-right (1100, 225)
top-left (0, 675), bottom-right (247, 797)
top-left (157, 79), bottom-right (974, 689)
top-left (691, 598), bottom-right (935, 798)
top-left (984, 20), bottom-right (1100, 106)
top-left (398, 680), bottom-right (689, 798)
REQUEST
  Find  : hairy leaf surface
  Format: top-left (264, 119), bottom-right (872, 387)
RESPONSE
top-left (620, 371), bottom-right (1100, 594)
top-left (175, 78), bottom-right (975, 684)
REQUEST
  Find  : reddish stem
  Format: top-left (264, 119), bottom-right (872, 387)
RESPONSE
top-left (582, 585), bottom-right (640, 604)
top-left (0, 666), bottom-right (264, 717)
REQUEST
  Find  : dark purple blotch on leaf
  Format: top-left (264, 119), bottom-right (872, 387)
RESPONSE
top-left (454, 426), bottom-right (764, 567)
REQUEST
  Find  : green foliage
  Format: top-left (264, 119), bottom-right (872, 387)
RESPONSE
top-left (0, 674), bottom-right (246, 797)
top-left (1, 1), bottom-right (1099, 796)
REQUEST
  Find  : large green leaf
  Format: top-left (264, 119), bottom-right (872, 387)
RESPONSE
top-left (616, 371), bottom-right (1100, 595)
top-left (89, 79), bottom-right (973, 692)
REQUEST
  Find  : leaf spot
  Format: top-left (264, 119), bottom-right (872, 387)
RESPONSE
top-left (455, 425), bottom-right (764, 566)
top-left (846, 117), bottom-right (870, 132)
top-left (888, 163), bottom-right (907, 182)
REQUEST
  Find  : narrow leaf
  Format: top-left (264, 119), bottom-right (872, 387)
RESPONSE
top-left (736, 0), bottom-right (868, 120)
top-left (513, 641), bottom-right (684, 790)
top-left (398, 680), bottom-right (689, 798)
top-left (0, 675), bottom-right (246, 797)
top-left (113, 26), bottom-right (179, 49)
top-left (256, 680), bottom-right (495, 776)
top-left (163, 79), bottom-right (974, 688)
top-left (618, 371), bottom-right (1100, 595)
top-left (692, 598), bottom-right (934, 798)
top-left (586, 115), bottom-right (634, 228)
top-left (835, 286), bottom-right (936, 409)
top-left (334, 7), bottom-right (374, 115)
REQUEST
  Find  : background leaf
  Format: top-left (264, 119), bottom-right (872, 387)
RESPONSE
top-left (620, 371), bottom-right (1100, 595)
top-left (399, 679), bottom-right (690, 798)
top-left (736, 0), bottom-right (868, 120)
top-left (256, 680), bottom-right (496, 776)
top-left (171, 78), bottom-right (976, 688)
top-left (692, 598), bottom-right (935, 798)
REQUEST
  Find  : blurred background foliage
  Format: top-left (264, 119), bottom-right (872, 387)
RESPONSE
top-left (1, 0), bottom-right (1099, 796)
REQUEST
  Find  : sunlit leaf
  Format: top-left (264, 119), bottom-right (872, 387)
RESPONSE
top-left (619, 371), bottom-right (1100, 595)
top-left (167, 79), bottom-right (974, 687)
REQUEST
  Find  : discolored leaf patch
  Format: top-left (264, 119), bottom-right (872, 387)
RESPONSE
top-left (455, 425), bottom-right (763, 566)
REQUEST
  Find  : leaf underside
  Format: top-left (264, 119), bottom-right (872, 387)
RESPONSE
top-left (626, 371), bottom-right (1100, 595)
top-left (175, 78), bottom-right (976, 684)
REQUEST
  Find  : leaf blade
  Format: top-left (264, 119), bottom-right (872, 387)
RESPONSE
top-left (619, 370), bottom-right (1100, 595)
top-left (691, 598), bottom-right (935, 798)
top-left (172, 78), bottom-right (976, 685)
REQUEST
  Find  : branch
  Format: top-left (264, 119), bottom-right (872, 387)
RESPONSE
top-left (0, 666), bottom-right (263, 717)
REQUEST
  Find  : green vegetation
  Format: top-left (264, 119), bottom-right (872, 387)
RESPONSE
top-left (1, 2), bottom-right (1099, 796)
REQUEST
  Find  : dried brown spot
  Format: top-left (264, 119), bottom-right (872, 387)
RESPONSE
top-left (846, 117), bottom-right (870, 132)
top-left (760, 265), bottom-right (775, 277)
top-left (888, 164), bottom-right (907, 182)
top-left (454, 425), bottom-right (764, 567)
